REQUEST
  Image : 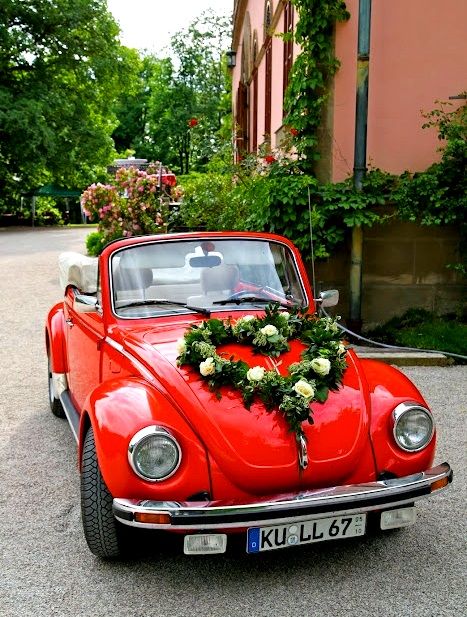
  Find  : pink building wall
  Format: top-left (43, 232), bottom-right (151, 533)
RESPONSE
top-left (333, 0), bottom-right (467, 181)
top-left (232, 1), bottom-right (467, 177)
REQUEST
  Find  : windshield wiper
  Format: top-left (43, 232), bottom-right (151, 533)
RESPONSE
top-left (115, 299), bottom-right (211, 316)
top-left (212, 296), bottom-right (290, 307)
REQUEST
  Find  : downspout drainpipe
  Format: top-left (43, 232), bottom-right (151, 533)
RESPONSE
top-left (349, 0), bottom-right (372, 333)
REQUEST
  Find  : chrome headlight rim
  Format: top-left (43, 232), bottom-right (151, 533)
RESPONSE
top-left (128, 425), bottom-right (182, 482)
top-left (392, 401), bottom-right (435, 453)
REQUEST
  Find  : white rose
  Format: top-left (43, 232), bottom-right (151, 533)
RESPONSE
top-left (240, 315), bottom-right (255, 322)
top-left (260, 324), bottom-right (278, 337)
top-left (311, 357), bottom-right (331, 376)
top-left (293, 380), bottom-right (315, 400)
top-left (325, 319), bottom-right (339, 333)
top-left (281, 312), bottom-right (291, 320)
top-left (246, 366), bottom-right (265, 382)
top-left (199, 357), bottom-right (216, 376)
top-left (234, 315), bottom-right (255, 332)
top-left (176, 338), bottom-right (186, 355)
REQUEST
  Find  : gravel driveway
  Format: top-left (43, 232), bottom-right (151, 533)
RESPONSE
top-left (0, 227), bottom-right (466, 617)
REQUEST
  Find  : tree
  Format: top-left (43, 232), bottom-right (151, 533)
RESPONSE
top-left (0, 0), bottom-right (139, 210)
top-left (112, 54), bottom-right (157, 159)
top-left (113, 10), bottom-right (232, 175)
top-left (168, 11), bottom-right (231, 173)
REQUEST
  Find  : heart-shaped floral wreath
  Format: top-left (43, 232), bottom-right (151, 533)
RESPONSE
top-left (177, 303), bottom-right (348, 441)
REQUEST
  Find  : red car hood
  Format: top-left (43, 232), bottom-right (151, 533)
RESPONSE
top-left (118, 321), bottom-right (373, 496)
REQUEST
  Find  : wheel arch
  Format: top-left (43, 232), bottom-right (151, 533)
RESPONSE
top-left (78, 377), bottom-right (210, 500)
top-left (46, 302), bottom-right (68, 373)
top-left (358, 358), bottom-right (436, 476)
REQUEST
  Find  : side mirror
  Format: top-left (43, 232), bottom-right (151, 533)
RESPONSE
top-left (74, 294), bottom-right (97, 313)
top-left (316, 289), bottom-right (339, 308)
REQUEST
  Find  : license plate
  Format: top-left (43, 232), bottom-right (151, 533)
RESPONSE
top-left (247, 514), bottom-right (366, 553)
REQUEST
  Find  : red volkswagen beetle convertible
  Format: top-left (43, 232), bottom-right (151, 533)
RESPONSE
top-left (45, 232), bottom-right (452, 558)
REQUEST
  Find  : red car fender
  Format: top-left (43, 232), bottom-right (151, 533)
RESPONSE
top-left (79, 377), bottom-right (211, 500)
top-left (45, 303), bottom-right (68, 373)
top-left (359, 359), bottom-right (436, 477)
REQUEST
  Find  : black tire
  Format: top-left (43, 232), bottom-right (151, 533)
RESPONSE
top-left (48, 355), bottom-right (65, 418)
top-left (81, 428), bottom-right (125, 558)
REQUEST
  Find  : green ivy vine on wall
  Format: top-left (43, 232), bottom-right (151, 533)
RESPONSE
top-left (284, 0), bottom-right (350, 167)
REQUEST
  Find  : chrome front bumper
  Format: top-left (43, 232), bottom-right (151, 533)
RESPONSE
top-left (113, 462), bottom-right (452, 531)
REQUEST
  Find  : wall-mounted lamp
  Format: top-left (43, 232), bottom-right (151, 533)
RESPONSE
top-left (226, 50), bottom-right (237, 68)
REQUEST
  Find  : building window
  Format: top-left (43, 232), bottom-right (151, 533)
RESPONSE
top-left (236, 82), bottom-right (248, 159)
top-left (250, 70), bottom-right (258, 152)
top-left (250, 30), bottom-right (259, 153)
top-left (263, 2), bottom-right (273, 142)
top-left (283, 1), bottom-right (294, 102)
top-left (243, 13), bottom-right (252, 81)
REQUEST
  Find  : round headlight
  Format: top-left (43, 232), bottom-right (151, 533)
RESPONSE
top-left (393, 402), bottom-right (434, 452)
top-left (128, 426), bottom-right (181, 481)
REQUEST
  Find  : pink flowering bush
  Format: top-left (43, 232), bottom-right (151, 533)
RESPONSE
top-left (82, 166), bottom-right (170, 255)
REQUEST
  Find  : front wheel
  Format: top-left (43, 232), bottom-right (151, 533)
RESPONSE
top-left (81, 428), bottom-right (126, 558)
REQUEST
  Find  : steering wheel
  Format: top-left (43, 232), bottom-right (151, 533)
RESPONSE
top-left (226, 289), bottom-right (270, 301)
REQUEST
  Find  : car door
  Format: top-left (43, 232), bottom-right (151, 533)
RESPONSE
top-left (64, 287), bottom-right (104, 413)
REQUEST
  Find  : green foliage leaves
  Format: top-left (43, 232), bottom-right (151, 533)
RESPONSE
top-left (175, 172), bottom-right (248, 231)
top-left (0, 0), bottom-right (140, 209)
top-left (86, 231), bottom-right (107, 257)
top-left (394, 101), bottom-right (467, 227)
top-left (284, 1), bottom-right (350, 168)
top-left (245, 171), bottom-right (319, 254)
top-left (367, 308), bottom-right (467, 361)
top-left (176, 155), bottom-right (394, 258)
top-left (390, 100), bottom-right (467, 273)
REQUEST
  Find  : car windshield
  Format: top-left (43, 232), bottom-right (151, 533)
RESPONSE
top-left (110, 238), bottom-right (307, 317)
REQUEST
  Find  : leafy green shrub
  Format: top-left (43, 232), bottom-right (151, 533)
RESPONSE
top-left (86, 231), bottom-right (106, 257)
top-left (396, 321), bottom-right (467, 359)
top-left (177, 172), bottom-right (249, 231)
top-left (235, 155), bottom-right (394, 259)
top-left (21, 198), bottom-right (64, 225)
top-left (367, 309), bottom-right (467, 362)
top-left (392, 100), bottom-right (467, 275)
top-left (243, 170), bottom-right (321, 254)
top-left (16, 197), bottom-right (63, 227)
top-left (35, 203), bottom-right (63, 226)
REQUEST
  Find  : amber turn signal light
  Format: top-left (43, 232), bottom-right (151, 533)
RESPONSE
top-left (430, 477), bottom-right (449, 492)
top-left (135, 512), bottom-right (171, 525)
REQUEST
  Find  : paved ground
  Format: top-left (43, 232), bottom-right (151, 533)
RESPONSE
top-left (0, 227), bottom-right (466, 617)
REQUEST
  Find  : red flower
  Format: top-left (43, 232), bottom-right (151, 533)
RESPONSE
top-left (264, 155), bottom-right (276, 164)
top-left (161, 174), bottom-right (177, 187)
top-left (290, 127), bottom-right (299, 136)
top-left (188, 118), bottom-right (198, 127)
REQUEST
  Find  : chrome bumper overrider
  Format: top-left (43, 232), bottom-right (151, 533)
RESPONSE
top-left (113, 462), bottom-right (452, 530)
